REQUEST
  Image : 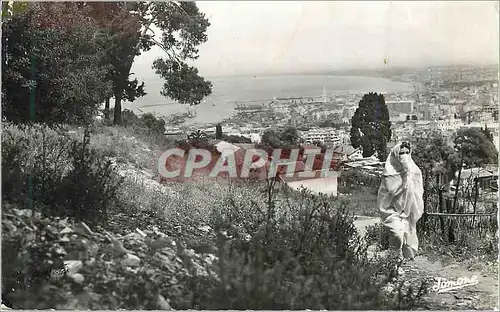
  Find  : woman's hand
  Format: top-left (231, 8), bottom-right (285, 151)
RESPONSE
top-left (402, 173), bottom-right (409, 189)
top-left (394, 172), bottom-right (409, 196)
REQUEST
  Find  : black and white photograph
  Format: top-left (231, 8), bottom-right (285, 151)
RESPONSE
top-left (1, 1), bottom-right (499, 310)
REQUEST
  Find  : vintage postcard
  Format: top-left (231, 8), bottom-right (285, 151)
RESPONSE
top-left (2, 1), bottom-right (498, 310)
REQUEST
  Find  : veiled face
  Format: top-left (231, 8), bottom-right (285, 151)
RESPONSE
top-left (389, 143), bottom-right (411, 173)
top-left (399, 147), bottom-right (410, 158)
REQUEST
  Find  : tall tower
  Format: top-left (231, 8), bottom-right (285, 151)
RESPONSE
top-left (322, 86), bottom-right (328, 104)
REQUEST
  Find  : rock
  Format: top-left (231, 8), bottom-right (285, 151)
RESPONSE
top-left (123, 253), bottom-right (141, 267)
top-left (136, 228), bottom-right (147, 237)
top-left (156, 294), bottom-right (172, 310)
top-left (14, 209), bottom-right (32, 218)
top-left (74, 222), bottom-right (94, 236)
top-left (3, 220), bottom-right (17, 232)
top-left (85, 258), bottom-right (96, 267)
top-left (198, 225), bottom-right (211, 233)
top-left (64, 260), bottom-right (83, 275)
top-left (69, 273), bottom-right (85, 284)
top-left (59, 236), bottom-right (70, 242)
top-left (147, 237), bottom-right (175, 250)
top-left (60, 227), bottom-right (74, 234)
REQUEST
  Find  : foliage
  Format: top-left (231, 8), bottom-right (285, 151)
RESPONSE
top-left (223, 134), bottom-right (252, 144)
top-left (455, 128), bottom-right (498, 168)
top-left (2, 2), bottom-right (111, 125)
top-left (411, 133), bottom-right (498, 259)
top-left (2, 123), bottom-right (123, 226)
top-left (338, 169), bottom-right (381, 194)
top-left (2, 123), bottom-right (428, 310)
top-left (350, 92), bottom-right (391, 161)
top-left (412, 137), bottom-right (460, 213)
top-left (261, 129), bottom-right (282, 147)
top-left (365, 223), bottom-right (391, 251)
top-left (99, 1), bottom-right (213, 124)
top-left (279, 126), bottom-right (301, 146)
top-left (261, 127), bottom-right (301, 148)
top-left (481, 126), bottom-right (494, 144)
top-left (318, 119), bottom-right (343, 128)
top-left (154, 59), bottom-right (212, 106)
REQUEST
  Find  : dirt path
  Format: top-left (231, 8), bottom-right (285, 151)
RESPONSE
top-left (353, 216), bottom-right (499, 310)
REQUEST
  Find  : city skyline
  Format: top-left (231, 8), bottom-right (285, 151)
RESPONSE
top-left (133, 1), bottom-right (499, 79)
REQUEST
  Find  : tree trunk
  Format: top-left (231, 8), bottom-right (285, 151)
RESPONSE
top-left (473, 178), bottom-right (479, 213)
top-left (104, 97), bottom-right (110, 120)
top-left (113, 90), bottom-right (122, 125)
top-left (452, 153), bottom-right (464, 213)
top-left (437, 174), bottom-right (446, 238)
top-left (113, 12), bottom-right (154, 126)
top-left (422, 173), bottom-right (429, 212)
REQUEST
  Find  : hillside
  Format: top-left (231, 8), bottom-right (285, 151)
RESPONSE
top-left (2, 121), bottom-right (497, 310)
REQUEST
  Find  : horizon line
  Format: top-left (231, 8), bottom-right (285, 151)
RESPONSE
top-left (200, 63), bottom-right (499, 80)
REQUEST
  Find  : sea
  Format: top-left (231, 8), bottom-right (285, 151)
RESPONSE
top-left (121, 74), bottom-right (414, 125)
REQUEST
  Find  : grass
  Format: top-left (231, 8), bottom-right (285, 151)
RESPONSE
top-left (66, 122), bottom-right (174, 172)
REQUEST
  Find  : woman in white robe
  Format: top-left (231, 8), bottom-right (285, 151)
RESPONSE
top-left (377, 141), bottom-right (424, 260)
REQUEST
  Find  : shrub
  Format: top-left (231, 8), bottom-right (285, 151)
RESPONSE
top-left (2, 123), bottom-right (123, 226)
top-left (417, 214), bottom-right (498, 263)
top-left (2, 172), bottom-right (428, 310)
top-left (195, 182), bottom-right (425, 310)
top-left (365, 222), bottom-right (391, 251)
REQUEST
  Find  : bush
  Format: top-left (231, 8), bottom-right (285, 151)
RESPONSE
top-left (417, 214), bottom-right (498, 263)
top-left (365, 222), bottom-right (391, 251)
top-left (338, 169), bottom-right (381, 194)
top-left (223, 134), bottom-right (252, 144)
top-left (2, 174), bottom-right (428, 310)
top-left (2, 123), bottom-right (123, 226)
top-left (194, 183), bottom-right (425, 310)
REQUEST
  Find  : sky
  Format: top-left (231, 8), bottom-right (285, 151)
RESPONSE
top-left (132, 1), bottom-right (499, 78)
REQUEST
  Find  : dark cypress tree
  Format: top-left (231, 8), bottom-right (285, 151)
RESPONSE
top-left (215, 123), bottom-right (223, 140)
top-left (350, 92), bottom-right (392, 161)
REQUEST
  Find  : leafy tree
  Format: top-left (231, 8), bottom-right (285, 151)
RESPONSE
top-left (455, 128), bottom-right (498, 168)
top-left (141, 113), bottom-right (166, 136)
top-left (279, 127), bottom-right (301, 146)
top-left (216, 123), bottom-right (223, 140)
top-left (451, 128), bottom-right (498, 212)
top-left (412, 137), bottom-right (460, 213)
top-left (350, 92), bottom-right (391, 161)
top-left (261, 130), bottom-right (282, 148)
top-left (84, 2), bottom-right (150, 123)
top-left (87, 2), bottom-right (213, 125)
top-left (2, 2), bottom-right (111, 125)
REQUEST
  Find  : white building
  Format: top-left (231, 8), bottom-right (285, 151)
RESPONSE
top-left (431, 118), bottom-right (463, 132)
top-left (386, 100), bottom-right (414, 115)
top-left (303, 128), bottom-right (342, 146)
